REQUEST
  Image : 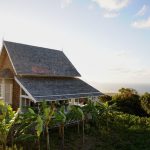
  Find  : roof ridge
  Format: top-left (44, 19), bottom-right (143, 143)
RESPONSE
top-left (4, 40), bottom-right (62, 52)
top-left (2, 40), bottom-right (81, 77)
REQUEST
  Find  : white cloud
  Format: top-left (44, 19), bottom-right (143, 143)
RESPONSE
top-left (103, 12), bottom-right (119, 18)
top-left (136, 5), bottom-right (148, 16)
top-left (132, 17), bottom-right (150, 29)
top-left (107, 50), bottom-right (141, 77)
top-left (93, 0), bottom-right (131, 11)
top-left (60, 0), bottom-right (72, 8)
top-left (115, 50), bottom-right (127, 57)
top-left (88, 4), bottom-right (95, 11)
top-left (94, 50), bottom-right (150, 83)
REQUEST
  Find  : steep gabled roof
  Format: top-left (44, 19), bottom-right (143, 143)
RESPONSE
top-left (15, 77), bottom-right (102, 102)
top-left (3, 41), bottom-right (81, 77)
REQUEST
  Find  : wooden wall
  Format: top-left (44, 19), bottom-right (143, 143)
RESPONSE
top-left (0, 47), bottom-right (15, 73)
top-left (12, 80), bottom-right (20, 110)
top-left (0, 47), bottom-right (20, 110)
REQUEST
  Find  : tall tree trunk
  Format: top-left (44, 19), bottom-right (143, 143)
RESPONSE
top-left (37, 137), bottom-right (40, 150)
top-left (3, 143), bottom-right (6, 150)
top-left (82, 119), bottom-right (85, 144)
top-left (11, 130), bottom-right (14, 150)
top-left (59, 126), bottom-right (61, 138)
top-left (61, 124), bottom-right (64, 150)
top-left (106, 113), bottom-right (108, 132)
top-left (46, 126), bottom-right (50, 150)
top-left (77, 121), bottom-right (80, 134)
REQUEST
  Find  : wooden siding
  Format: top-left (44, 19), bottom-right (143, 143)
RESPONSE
top-left (0, 47), bottom-right (20, 110)
top-left (12, 80), bottom-right (20, 110)
top-left (0, 47), bottom-right (15, 74)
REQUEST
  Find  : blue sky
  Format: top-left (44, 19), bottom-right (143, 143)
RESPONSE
top-left (0, 0), bottom-right (150, 84)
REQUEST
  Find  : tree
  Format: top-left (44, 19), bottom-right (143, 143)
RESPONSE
top-left (82, 100), bottom-right (99, 126)
top-left (99, 95), bottom-right (112, 103)
top-left (111, 88), bottom-right (145, 116)
top-left (77, 107), bottom-right (85, 144)
top-left (99, 102), bottom-right (116, 131)
top-left (140, 92), bottom-right (150, 115)
top-left (118, 88), bottom-right (138, 95)
top-left (54, 106), bottom-right (66, 149)
top-left (66, 105), bottom-right (85, 143)
top-left (15, 102), bottom-right (54, 150)
top-left (0, 100), bottom-right (19, 150)
top-left (14, 108), bottom-right (42, 150)
top-left (37, 101), bottom-right (55, 150)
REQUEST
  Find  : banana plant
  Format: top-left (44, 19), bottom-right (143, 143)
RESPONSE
top-left (66, 105), bottom-right (85, 143)
top-left (54, 106), bottom-right (66, 149)
top-left (14, 108), bottom-right (42, 150)
top-left (15, 101), bottom-right (55, 150)
top-left (98, 102), bottom-right (116, 131)
top-left (0, 100), bottom-right (20, 150)
top-left (35, 115), bottom-right (43, 150)
top-left (42, 105), bottom-right (55, 150)
top-left (77, 107), bottom-right (85, 144)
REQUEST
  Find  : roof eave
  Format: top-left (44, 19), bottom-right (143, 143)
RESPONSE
top-left (18, 74), bottom-right (81, 78)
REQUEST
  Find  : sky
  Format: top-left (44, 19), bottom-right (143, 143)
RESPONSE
top-left (0, 0), bottom-right (150, 84)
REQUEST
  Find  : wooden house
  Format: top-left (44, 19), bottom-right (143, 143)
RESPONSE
top-left (0, 41), bottom-right (102, 110)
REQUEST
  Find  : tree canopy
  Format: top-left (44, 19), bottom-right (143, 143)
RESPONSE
top-left (140, 92), bottom-right (150, 115)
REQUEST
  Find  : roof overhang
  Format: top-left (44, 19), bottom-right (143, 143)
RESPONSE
top-left (15, 77), bottom-right (37, 103)
top-left (15, 76), bottom-right (103, 102)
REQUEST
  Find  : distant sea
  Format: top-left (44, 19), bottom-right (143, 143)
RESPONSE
top-left (91, 82), bottom-right (150, 94)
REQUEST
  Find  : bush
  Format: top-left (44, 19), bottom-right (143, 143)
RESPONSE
top-left (99, 95), bottom-right (112, 103)
top-left (111, 88), bottom-right (146, 116)
top-left (140, 92), bottom-right (150, 115)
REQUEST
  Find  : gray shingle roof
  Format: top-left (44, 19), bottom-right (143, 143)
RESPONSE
top-left (4, 41), bottom-right (81, 77)
top-left (16, 77), bottom-right (103, 101)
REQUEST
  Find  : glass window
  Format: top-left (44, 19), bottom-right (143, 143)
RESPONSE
top-left (0, 84), bottom-right (2, 98)
top-left (0, 79), bottom-right (2, 98)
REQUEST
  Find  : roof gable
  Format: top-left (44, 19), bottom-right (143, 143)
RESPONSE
top-left (0, 46), bottom-right (16, 76)
top-left (3, 41), bottom-right (81, 77)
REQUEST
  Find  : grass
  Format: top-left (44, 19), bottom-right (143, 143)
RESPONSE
top-left (41, 124), bottom-right (150, 150)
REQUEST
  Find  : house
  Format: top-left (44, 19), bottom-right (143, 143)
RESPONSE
top-left (0, 41), bottom-right (103, 110)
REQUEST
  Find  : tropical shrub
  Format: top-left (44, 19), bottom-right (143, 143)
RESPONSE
top-left (140, 92), bottom-right (150, 115)
top-left (111, 88), bottom-right (145, 116)
top-left (99, 95), bottom-right (112, 103)
top-left (0, 100), bottom-right (19, 150)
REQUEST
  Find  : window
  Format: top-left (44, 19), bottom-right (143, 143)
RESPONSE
top-left (0, 79), bottom-right (4, 99)
top-left (0, 84), bottom-right (2, 98)
top-left (3, 79), bottom-right (13, 104)
top-left (0, 79), bottom-right (13, 104)
top-left (21, 98), bottom-right (31, 107)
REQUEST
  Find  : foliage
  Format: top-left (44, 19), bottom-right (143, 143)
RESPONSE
top-left (118, 88), bottom-right (138, 95)
top-left (14, 101), bottom-right (55, 150)
top-left (2, 94), bottom-right (150, 150)
top-left (66, 105), bottom-right (84, 122)
top-left (99, 95), bottom-right (112, 103)
top-left (0, 100), bottom-right (19, 150)
top-left (140, 92), bottom-right (150, 115)
top-left (111, 88), bottom-right (145, 116)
